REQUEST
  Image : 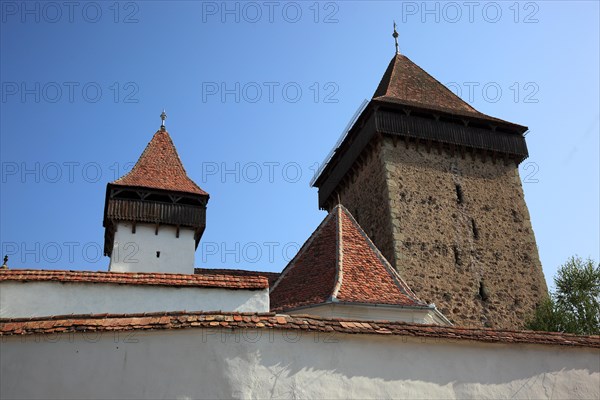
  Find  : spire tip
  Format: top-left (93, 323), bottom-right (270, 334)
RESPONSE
top-left (392, 21), bottom-right (400, 55)
top-left (160, 110), bottom-right (167, 131)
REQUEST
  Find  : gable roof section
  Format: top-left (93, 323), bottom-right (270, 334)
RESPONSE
top-left (270, 205), bottom-right (426, 312)
top-left (0, 269), bottom-right (267, 290)
top-left (372, 54), bottom-right (517, 126)
top-left (112, 129), bottom-right (208, 196)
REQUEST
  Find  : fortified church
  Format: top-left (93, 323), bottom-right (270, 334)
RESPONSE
top-left (1, 34), bottom-right (598, 399)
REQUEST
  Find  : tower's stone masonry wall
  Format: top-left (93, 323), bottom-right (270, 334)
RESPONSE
top-left (329, 140), bottom-right (395, 268)
top-left (379, 137), bottom-right (547, 329)
top-left (323, 135), bottom-right (547, 330)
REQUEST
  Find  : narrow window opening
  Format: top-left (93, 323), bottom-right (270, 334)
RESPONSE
top-left (453, 245), bottom-right (462, 267)
top-left (479, 280), bottom-right (489, 301)
top-left (156, 251), bottom-right (161, 258)
top-left (511, 209), bottom-right (522, 222)
top-left (471, 218), bottom-right (479, 240)
top-left (455, 184), bottom-right (464, 204)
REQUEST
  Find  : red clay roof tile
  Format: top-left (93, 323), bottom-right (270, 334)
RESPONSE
top-left (112, 129), bottom-right (208, 195)
top-left (270, 211), bottom-right (338, 311)
top-left (1, 311), bottom-right (597, 348)
top-left (195, 268), bottom-right (280, 287)
top-left (270, 205), bottom-right (426, 312)
top-left (0, 269), bottom-right (267, 290)
top-left (373, 54), bottom-right (517, 126)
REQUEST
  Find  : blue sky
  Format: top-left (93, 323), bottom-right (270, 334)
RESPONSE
top-left (1, 1), bottom-right (598, 288)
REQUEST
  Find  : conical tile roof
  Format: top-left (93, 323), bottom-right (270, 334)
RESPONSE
top-left (112, 129), bottom-right (208, 196)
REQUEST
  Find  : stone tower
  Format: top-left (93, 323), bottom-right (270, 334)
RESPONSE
top-left (103, 116), bottom-right (209, 274)
top-left (313, 54), bottom-right (547, 329)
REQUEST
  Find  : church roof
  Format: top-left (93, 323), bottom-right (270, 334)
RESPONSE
top-left (372, 53), bottom-right (516, 126)
top-left (0, 269), bottom-right (267, 290)
top-left (111, 129), bottom-right (208, 196)
top-left (270, 205), bottom-right (427, 312)
top-left (3, 311), bottom-right (598, 348)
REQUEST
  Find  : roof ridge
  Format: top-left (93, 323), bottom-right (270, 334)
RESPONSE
top-left (331, 205), bottom-right (344, 299)
top-left (372, 54), bottom-right (397, 98)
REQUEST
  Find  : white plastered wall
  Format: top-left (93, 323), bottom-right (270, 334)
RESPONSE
top-left (109, 222), bottom-right (195, 274)
top-left (0, 281), bottom-right (269, 318)
top-left (1, 328), bottom-right (598, 399)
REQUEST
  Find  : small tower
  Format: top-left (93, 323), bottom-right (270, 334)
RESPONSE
top-left (103, 112), bottom-right (209, 274)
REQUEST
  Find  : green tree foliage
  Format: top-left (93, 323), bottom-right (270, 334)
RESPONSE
top-left (526, 256), bottom-right (599, 335)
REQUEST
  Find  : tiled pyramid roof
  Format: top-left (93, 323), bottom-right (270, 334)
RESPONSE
top-left (373, 54), bottom-right (514, 125)
top-left (112, 129), bottom-right (208, 196)
top-left (270, 205), bottom-right (427, 312)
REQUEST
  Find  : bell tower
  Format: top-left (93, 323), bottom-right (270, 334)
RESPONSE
top-left (103, 112), bottom-right (209, 274)
top-left (313, 36), bottom-right (547, 329)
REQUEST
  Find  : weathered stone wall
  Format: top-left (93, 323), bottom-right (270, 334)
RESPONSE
top-left (329, 139), bottom-right (395, 268)
top-left (379, 137), bottom-right (547, 329)
top-left (327, 135), bottom-right (547, 330)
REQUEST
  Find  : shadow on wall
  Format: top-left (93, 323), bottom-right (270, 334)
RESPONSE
top-left (1, 329), bottom-right (597, 399)
top-left (235, 332), bottom-right (597, 386)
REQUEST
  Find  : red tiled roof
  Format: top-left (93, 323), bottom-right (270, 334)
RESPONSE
top-left (195, 268), bottom-right (280, 287)
top-left (0, 269), bottom-right (267, 290)
top-left (373, 54), bottom-right (519, 127)
top-left (270, 211), bottom-right (338, 310)
top-left (112, 129), bottom-right (208, 195)
top-left (270, 205), bottom-right (426, 312)
top-left (1, 311), bottom-right (598, 348)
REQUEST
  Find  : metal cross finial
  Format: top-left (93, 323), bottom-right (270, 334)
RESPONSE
top-left (160, 110), bottom-right (167, 130)
top-left (392, 21), bottom-right (399, 54)
top-left (0, 255), bottom-right (7, 270)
